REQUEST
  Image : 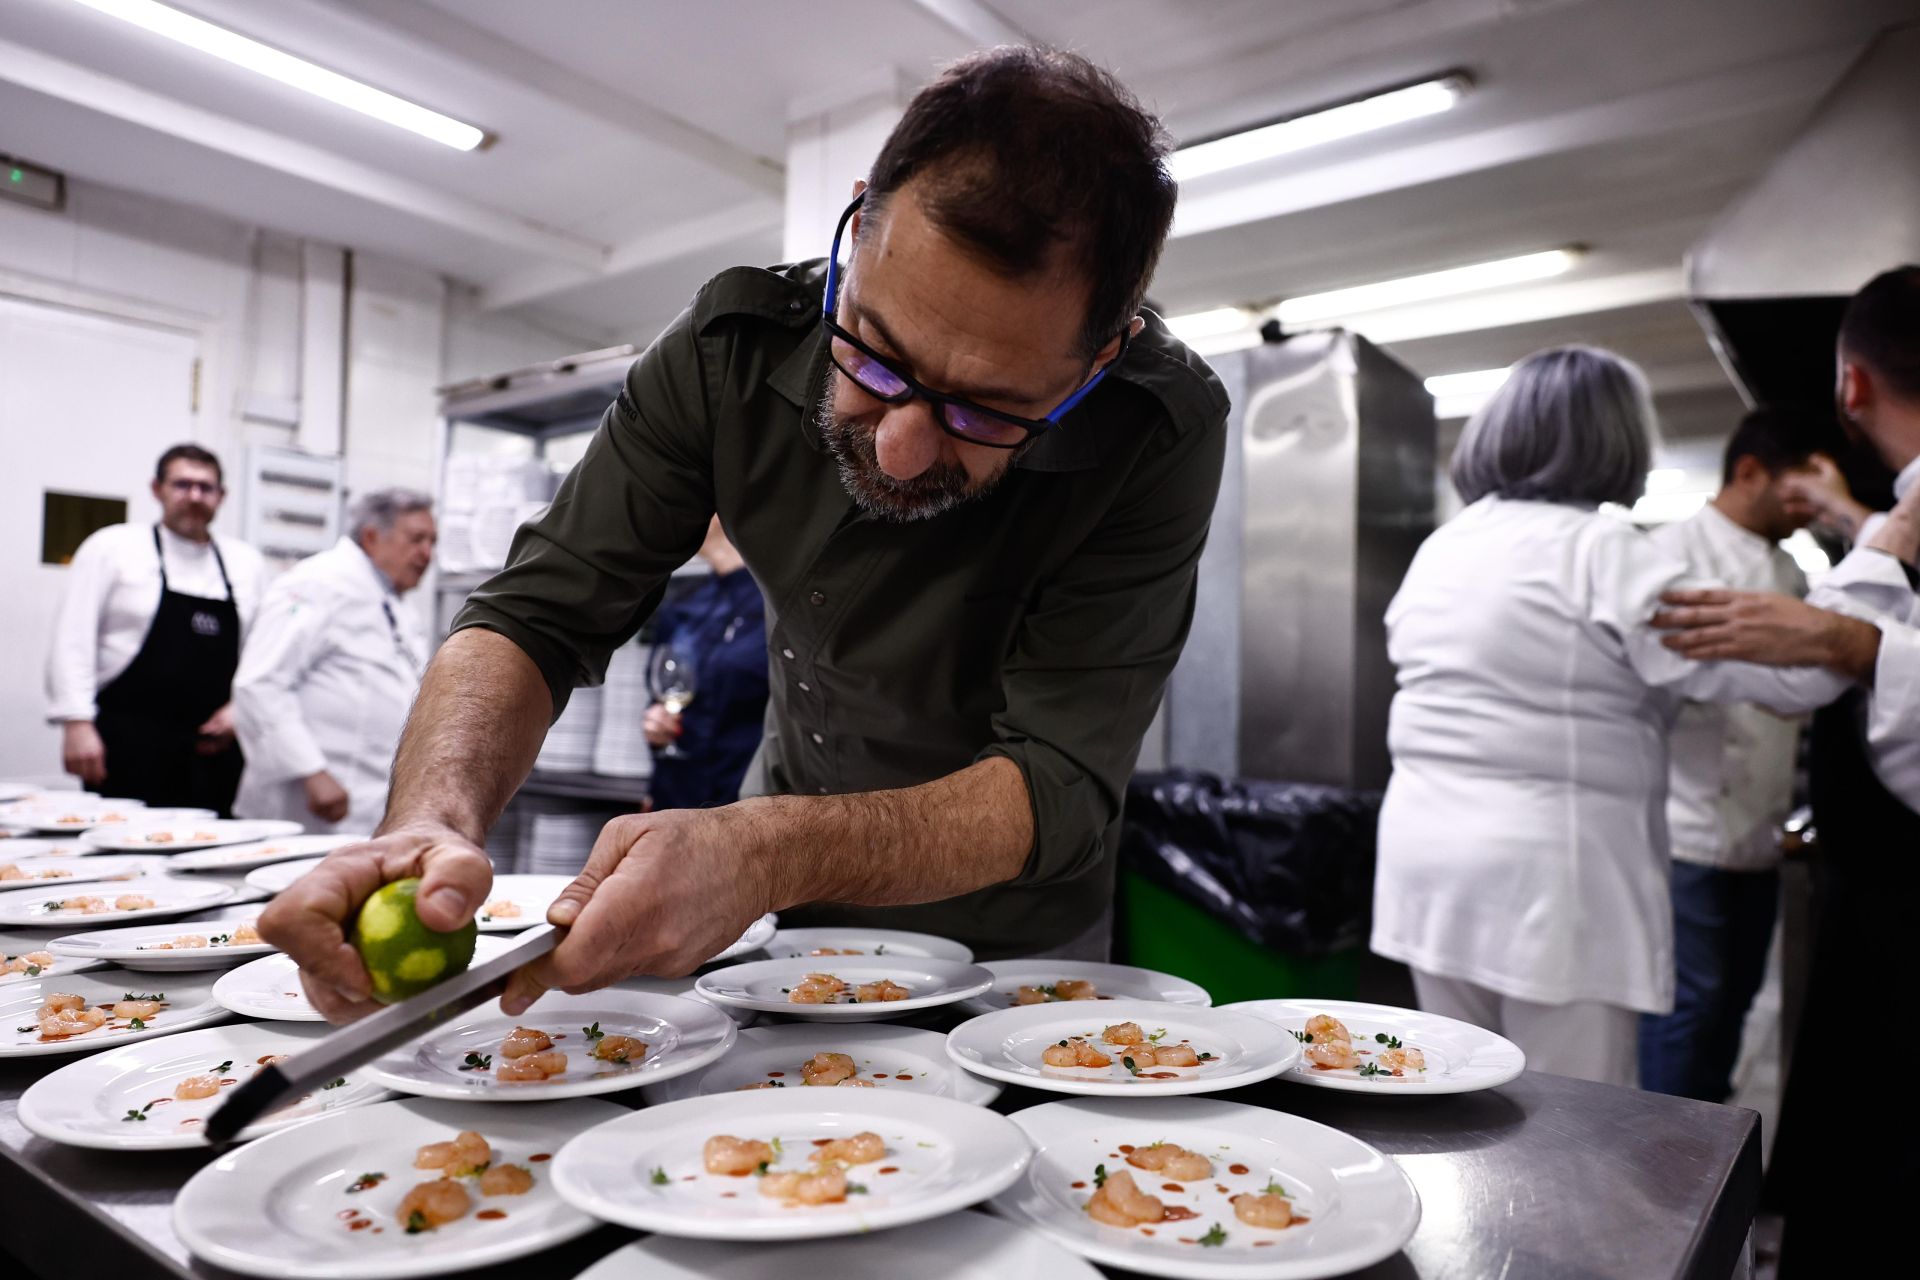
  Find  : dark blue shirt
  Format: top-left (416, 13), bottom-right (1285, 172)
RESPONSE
top-left (647, 567), bottom-right (769, 809)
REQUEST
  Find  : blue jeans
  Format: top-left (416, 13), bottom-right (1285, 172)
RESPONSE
top-left (1639, 861), bottom-right (1779, 1101)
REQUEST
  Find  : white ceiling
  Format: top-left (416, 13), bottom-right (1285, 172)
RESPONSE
top-left (1, 0), bottom-right (1912, 438)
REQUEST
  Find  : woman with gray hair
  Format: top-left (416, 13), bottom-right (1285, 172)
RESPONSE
top-left (231, 487), bottom-right (437, 832)
top-left (1371, 346), bottom-right (1846, 1086)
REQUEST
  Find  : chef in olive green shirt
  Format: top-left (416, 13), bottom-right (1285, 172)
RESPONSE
top-left (262, 46), bottom-right (1228, 1021)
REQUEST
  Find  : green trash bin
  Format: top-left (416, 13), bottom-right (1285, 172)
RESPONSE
top-left (1118, 870), bottom-right (1360, 1005)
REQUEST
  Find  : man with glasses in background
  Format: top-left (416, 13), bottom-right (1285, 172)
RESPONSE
top-left (264, 46), bottom-right (1230, 1020)
top-left (46, 443), bottom-right (265, 815)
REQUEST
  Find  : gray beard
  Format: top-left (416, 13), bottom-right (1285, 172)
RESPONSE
top-left (814, 372), bottom-right (1014, 523)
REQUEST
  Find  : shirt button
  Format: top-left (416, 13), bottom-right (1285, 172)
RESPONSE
top-left (788, 299), bottom-right (806, 313)
top-left (798, 681), bottom-right (811, 692)
top-left (809, 591), bottom-right (826, 606)
top-left (817, 785), bottom-right (828, 794)
top-left (781, 647), bottom-right (795, 660)
top-left (811, 732), bottom-right (824, 744)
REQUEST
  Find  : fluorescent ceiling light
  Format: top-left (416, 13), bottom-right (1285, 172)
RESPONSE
top-left (1424, 366), bottom-right (1510, 419)
top-left (68, 0), bottom-right (488, 151)
top-left (1277, 249), bottom-right (1581, 326)
top-left (1165, 306), bottom-right (1256, 342)
top-left (1172, 75), bottom-right (1469, 183)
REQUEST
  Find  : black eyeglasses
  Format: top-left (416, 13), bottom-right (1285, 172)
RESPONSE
top-left (821, 192), bottom-right (1128, 449)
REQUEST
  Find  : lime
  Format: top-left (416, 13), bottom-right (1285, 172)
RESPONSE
top-left (350, 877), bottom-right (478, 1005)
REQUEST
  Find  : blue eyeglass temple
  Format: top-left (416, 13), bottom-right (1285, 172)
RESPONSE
top-left (823, 192), bottom-right (1119, 427)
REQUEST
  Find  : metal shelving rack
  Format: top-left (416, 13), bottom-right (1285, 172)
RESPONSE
top-left (435, 344), bottom-right (665, 816)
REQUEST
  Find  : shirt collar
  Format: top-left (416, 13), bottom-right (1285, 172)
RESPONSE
top-left (341, 535), bottom-right (401, 599)
top-left (1697, 501), bottom-right (1775, 560)
top-left (1895, 455), bottom-right (1920, 502)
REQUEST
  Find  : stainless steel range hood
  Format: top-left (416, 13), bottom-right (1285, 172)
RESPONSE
top-left (1687, 23), bottom-right (1920, 409)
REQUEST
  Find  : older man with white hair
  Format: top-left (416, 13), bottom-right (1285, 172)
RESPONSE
top-left (232, 489), bottom-right (436, 831)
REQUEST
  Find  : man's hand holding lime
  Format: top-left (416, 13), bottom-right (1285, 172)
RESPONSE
top-left (257, 823), bottom-right (495, 1023)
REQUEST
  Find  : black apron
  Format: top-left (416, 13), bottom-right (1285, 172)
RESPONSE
top-left (92, 526), bottom-right (244, 816)
top-left (1773, 680), bottom-right (1920, 1272)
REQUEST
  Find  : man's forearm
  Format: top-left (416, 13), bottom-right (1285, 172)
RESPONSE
top-left (381, 628), bottom-right (553, 841)
top-left (742, 756), bottom-right (1034, 911)
top-left (1819, 611), bottom-right (1883, 685)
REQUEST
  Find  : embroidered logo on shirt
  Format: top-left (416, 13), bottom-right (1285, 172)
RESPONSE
top-left (190, 611), bottom-right (222, 637)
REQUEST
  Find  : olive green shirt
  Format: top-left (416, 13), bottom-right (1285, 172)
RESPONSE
top-left (454, 260), bottom-right (1228, 958)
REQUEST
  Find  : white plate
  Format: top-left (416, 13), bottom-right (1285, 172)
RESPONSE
top-left (174, 1096), bottom-right (619, 1279)
top-left (551, 1088), bottom-right (1032, 1240)
top-left (615, 974), bottom-right (756, 1026)
top-left (765, 926), bottom-right (974, 964)
top-left (364, 989), bottom-right (736, 1102)
top-left (0, 836), bottom-right (86, 857)
top-left (215, 935), bottom-right (520, 1022)
top-left (19, 1021), bottom-right (392, 1149)
top-left (172, 832), bottom-right (368, 872)
top-left (0, 853), bottom-right (171, 889)
top-left (575, 1207), bottom-right (1103, 1278)
top-left (711, 911), bottom-right (778, 961)
top-left (696, 956), bottom-right (993, 1021)
top-left (48, 915), bottom-right (272, 971)
top-left (641, 1022), bottom-right (1002, 1107)
top-left (2, 800), bottom-right (163, 833)
top-left (1223, 999), bottom-right (1527, 1095)
top-left (85, 817), bottom-right (304, 852)
top-left (244, 855), bottom-right (326, 895)
top-left (992, 1097), bottom-right (1420, 1279)
top-left (1, 950), bottom-right (106, 986)
top-left (0, 877), bottom-right (236, 926)
top-left (946, 1000), bottom-right (1301, 1097)
top-left (957, 959), bottom-right (1214, 1019)
top-left (0, 966), bottom-right (231, 1058)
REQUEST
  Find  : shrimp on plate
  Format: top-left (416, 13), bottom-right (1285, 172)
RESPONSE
top-left (479, 1164), bottom-right (533, 1196)
top-left (396, 1180), bottom-right (471, 1231)
top-left (802, 1052), bottom-right (857, 1086)
top-left (499, 1026), bottom-right (553, 1059)
top-left (1233, 1191), bottom-right (1294, 1228)
top-left (703, 1134), bottom-right (774, 1176)
top-left (1041, 1037), bottom-right (1112, 1069)
top-left (853, 979), bottom-right (910, 1003)
top-left (1303, 1014), bottom-right (1351, 1045)
top-left (1085, 1169), bottom-right (1164, 1227)
top-left (759, 1167), bottom-right (850, 1205)
top-left (589, 1034), bottom-right (646, 1064)
top-left (1126, 1142), bottom-right (1212, 1181)
top-left (414, 1130), bottom-right (492, 1176)
top-left (494, 1050), bottom-right (568, 1082)
top-left (812, 1131), bottom-right (884, 1166)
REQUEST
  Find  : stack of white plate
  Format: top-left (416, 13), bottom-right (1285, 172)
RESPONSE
top-left (534, 685), bottom-right (603, 773)
top-left (522, 810), bottom-right (602, 877)
top-left (592, 642), bottom-right (654, 779)
top-left (439, 455), bottom-right (556, 573)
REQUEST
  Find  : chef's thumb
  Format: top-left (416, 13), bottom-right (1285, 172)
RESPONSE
top-left (414, 849), bottom-right (492, 932)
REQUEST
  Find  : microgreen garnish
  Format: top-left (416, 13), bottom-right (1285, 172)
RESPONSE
top-left (650, 1166), bottom-right (669, 1185)
top-left (873, 944), bottom-right (888, 955)
top-left (1148, 1028), bottom-right (1167, 1043)
top-left (209, 934), bottom-right (231, 946)
top-left (323, 1077), bottom-right (347, 1089)
top-left (210, 1060), bottom-right (233, 1073)
top-left (1122, 1055), bottom-right (1140, 1076)
top-left (25, 964), bottom-right (40, 977)
top-left (1198, 1051), bottom-right (1217, 1061)
top-left (405, 1210), bottom-right (430, 1234)
top-left (1291, 1029), bottom-right (1311, 1042)
top-left (346, 1172), bottom-right (386, 1194)
top-left (1200, 1223), bottom-right (1228, 1247)
top-left (128, 1017), bottom-right (146, 1030)
top-left (1357, 1062), bottom-right (1386, 1078)
top-left (1263, 1179), bottom-right (1288, 1196)
top-left (847, 1183), bottom-right (869, 1194)
top-left (770, 1136), bottom-right (784, 1156)
top-left (461, 1052), bottom-right (492, 1072)
top-left (123, 991), bottom-right (163, 1001)
top-left (1374, 1032), bottom-right (1403, 1049)
top-left (581, 1021), bottom-right (604, 1042)
top-left (1093, 1162), bottom-right (1108, 1188)
top-left (755, 1161), bottom-right (770, 1175)
top-left (122, 1102), bottom-right (156, 1122)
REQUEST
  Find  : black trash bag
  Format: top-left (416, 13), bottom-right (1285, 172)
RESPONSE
top-left (1119, 769), bottom-right (1381, 958)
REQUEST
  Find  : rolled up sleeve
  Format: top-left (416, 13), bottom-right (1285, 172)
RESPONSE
top-left (451, 305), bottom-right (716, 719)
top-left (980, 411), bottom-right (1227, 887)
top-left (1810, 546), bottom-right (1920, 806)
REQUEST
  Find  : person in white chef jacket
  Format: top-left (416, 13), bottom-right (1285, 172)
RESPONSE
top-left (1372, 346), bottom-right (1850, 1088)
top-left (46, 443), bottom-right (266, 814)
top-left (1636, 407), bottom-right (1834, 1102)
top-left (231, 489), bottom-right (436, 832)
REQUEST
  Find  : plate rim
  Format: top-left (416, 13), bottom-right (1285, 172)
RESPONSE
top-left (993, 1094), bottom-right (1422, 1280)
top-left (944, 999), bottom-right (1302, 1097)
top-left (84, 818), bottom-right (303, 852)
top-left (1220, 997), bottom-right (1527, 1095)
top-left (956, 958), bottom-right (1213, 1019)
top-left (694, 955), bottom-right (995, 1018)
top-left (0, 878), bottom-right (238, 927)
top-left (17, 1020), bottom-right (391, 1150)
top-left (763, 925), bottom-right (976, 965)
top-left (550, 1087), bottom-right (1033, 1241)
top-left (0, 966), bottom-right (234, 1058)
top-left (638, 1020), bottom-right (1002, 1107)
top-left (171, 1094), bottom-right (619, 1279)
top-left (360, 989), bottom-right (739, 1102)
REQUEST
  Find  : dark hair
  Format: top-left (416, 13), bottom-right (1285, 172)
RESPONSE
top-left (155, 443), bottom-right (223, 487)
top-left (1839, 264), bottom-right (1920, 400)
top-left (1720, 405), bottom-right (1835, 484)
top-left (862, 45), bottom-right (1176, 359)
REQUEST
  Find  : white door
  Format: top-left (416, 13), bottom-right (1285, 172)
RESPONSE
top-left (0, 296), bottom-right (201, 783)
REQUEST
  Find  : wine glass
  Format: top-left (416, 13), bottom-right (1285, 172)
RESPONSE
top-left (647, 643), bottom-right (699, 759)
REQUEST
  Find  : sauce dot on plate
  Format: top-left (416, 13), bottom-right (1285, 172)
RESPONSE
top-left (1229, 1163), bottom-right (1249, 1175)
top-left (476, 1210), bottom-right (507, 1221)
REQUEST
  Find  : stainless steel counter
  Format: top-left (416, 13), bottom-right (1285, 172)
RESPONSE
top-left (0, 1040), bottom-right (1756, 1280)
